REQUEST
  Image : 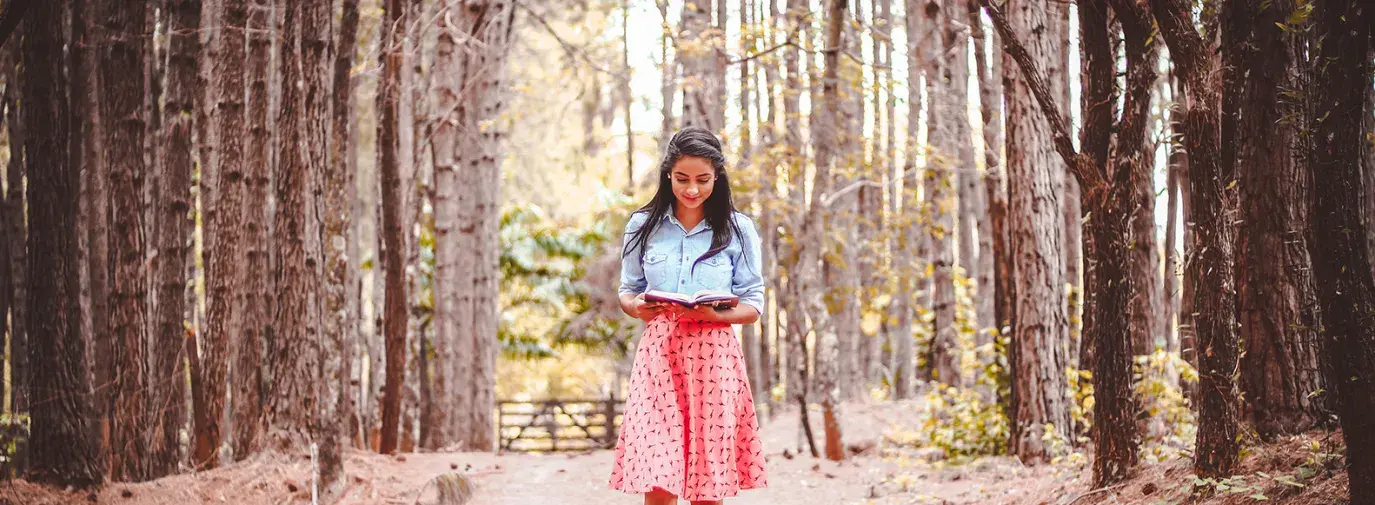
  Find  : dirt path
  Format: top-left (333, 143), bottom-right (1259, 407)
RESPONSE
top-left (4, 400), bottom-right (1346, 505)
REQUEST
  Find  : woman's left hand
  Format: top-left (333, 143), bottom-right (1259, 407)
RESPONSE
top-left (679, 304), bottom-right (720, 323)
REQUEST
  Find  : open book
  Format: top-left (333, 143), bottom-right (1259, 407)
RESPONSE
top-left (644, 289), bottom-right (739, 308)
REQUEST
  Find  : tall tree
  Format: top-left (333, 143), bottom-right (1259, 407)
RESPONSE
top-left (301, 0), bottom-right (343, 488)
top-left (983, 0), bottom-right (1151, 484)
top-left (827, 0), bottom-right (863, 402)
top-left (234, 0), bottom-right (273, 459)
top-left (22, 0), bottom-right (104, 486)
top-left (816, 0), bottom-right (848, 461)
top-left (5, 15), bottom-right (28, 420)
top-left (101, 0), bottom-right (151, 481)
top-left (1152, 0), bottom-right (1241, 478)
top-left (892, 0), bottom-right (923, 400)
top-left (996, 0), bottom-right (1071, 463)
top-left (1227, 0), bottom-right (1327, 438)
top-left (378, 0), bottom-right (408, 455)
top-left (681, 0), bottom-right (722, 131)
top-left (150, 0), bottom-right (200, 478)
top-left (268, 0), bottom-right (323, 453)
top-left (968, 0), bottom-right (1004, 345)
top-left (1307, 0), bottom-right (1375, 500)
top-left (925, 0), bottom-right (960, 387)
top-left (198, 0), bottom-right (248, 470)
top-left (429, 0), bottom-right (462, 449)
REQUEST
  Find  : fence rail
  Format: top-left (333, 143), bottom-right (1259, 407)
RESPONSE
top-left (497, 397), bottom-right (624, 452)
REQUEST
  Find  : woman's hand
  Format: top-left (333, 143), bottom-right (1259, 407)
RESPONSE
top-left (675, 304), bottom-right (721, 323)
top-left (630, 293), bottom-right (668, 322)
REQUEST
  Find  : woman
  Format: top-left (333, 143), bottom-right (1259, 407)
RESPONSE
top-left (609, 127), bottom-right (768, 505)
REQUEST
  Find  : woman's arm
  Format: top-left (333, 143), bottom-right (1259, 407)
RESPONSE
top-left (682, 303), bottom-right (760, 325)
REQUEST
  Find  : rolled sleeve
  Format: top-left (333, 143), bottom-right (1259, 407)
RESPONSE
top-left (617, 212), bottom-right (649, 297)
top-left (731, 214), bottom-right (766, 314)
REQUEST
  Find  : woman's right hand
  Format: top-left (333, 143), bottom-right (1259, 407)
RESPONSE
top-left (631, 293), bottom-right (666, 322)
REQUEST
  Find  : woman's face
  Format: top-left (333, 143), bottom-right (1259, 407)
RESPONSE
top-left (670, 156), bottom-right (716, 210)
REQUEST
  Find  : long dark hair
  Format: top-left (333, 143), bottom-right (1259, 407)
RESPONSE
top-left (622, 127), bottom-right (747, 274)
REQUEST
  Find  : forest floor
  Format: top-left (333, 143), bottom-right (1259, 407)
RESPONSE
top-left (0, 400), bottom-right (1349, 505)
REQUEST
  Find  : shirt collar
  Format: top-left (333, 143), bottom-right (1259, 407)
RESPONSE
top-left (664, 212), bottom-right (712, 236)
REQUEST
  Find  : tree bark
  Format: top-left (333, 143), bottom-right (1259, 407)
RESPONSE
top-left (233, 0), bottom-right (273, 460)
top-left (199, 0), bottom-right (247, 470)
top-left (23, 0), bottom-right (104, 486)
top-left (378, 0), bottom-right (408, 455)
top-left (428, 0), bottom-right (461, 449)
top-left (681, 0), bottom-right (722, 131)
top-left (1228, 0), bottom-right (1328, 439)
top-left (5, 15), bottom-right (29, 423)
top-left (999, 0), bottom-right (1071, 463)
top-left (268, 0), bottom-right (322, 453)
top-left (1308, 0), bottom-right (1375, 501)
top-left (1097, 0), bottom-right (1155, 482)
top-left (150, 0), bottom-right (199, 478)
top-left (101, 0), bottom-right (152, 481)
top-left (818, 0), bottom-right (847, 461)
top-left (1151, 0), bottom-right (1241, 478)
top-left (921, 0), bottom-right (958, 388)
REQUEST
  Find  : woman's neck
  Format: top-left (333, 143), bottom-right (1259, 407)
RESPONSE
top-left (674, 205), bottom-right (705, 231)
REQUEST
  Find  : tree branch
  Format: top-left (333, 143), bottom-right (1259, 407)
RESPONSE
top-left (978, 0), bottom-right (1105, 193)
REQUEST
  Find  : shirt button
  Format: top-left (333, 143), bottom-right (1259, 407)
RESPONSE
top-left (680, 280), bottom-right (685, 284)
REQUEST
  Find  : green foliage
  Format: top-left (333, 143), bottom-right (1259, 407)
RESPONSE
top-left (0, 413), bottom-right (29, 479)
top-left (907, 385), bottom-right (1010, 462)
top-left (1135, 349), bottom-right (1199, 462)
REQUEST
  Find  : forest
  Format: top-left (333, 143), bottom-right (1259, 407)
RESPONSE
top-left (0, 0), bottom-right (1371, 503)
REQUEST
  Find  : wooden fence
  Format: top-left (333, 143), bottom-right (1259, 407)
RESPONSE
top-left (497, 397), bottom-right (624, 452)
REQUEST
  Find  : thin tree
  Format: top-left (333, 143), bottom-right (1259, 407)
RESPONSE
top-left (816, 0), bottom-right (848, 461)
top-left (378, 0), bottom-right (408, 455)
top-left (5, 15), bottom-right (28, 420)
top-left (1307, 0), bottom-right (1375, 500)
top-left (1151, 0), bottom-right (1241, 477)
top-left (967, 0), bottom-right (1004, 346)
top-left (22, 0), bottom-right (103, 487)
top-left (100, 0), bottom-right (151, 481)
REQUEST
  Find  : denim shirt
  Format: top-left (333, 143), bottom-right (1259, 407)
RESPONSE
top-left (618, 210), bottom-right (766, 315)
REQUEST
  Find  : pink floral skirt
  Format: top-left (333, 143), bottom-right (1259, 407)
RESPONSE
top-left (609, 315), bottom-right (768, 500)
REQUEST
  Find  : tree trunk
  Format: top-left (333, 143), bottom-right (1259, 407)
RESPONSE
top-left (234, 0), bottom-right (273, 460)
top-left (999, 0), bottom-right (1072, 464)
top-left (680, 0), bottom-right (722, 131)
top-left (830, 0), bottom-right (863, 402)
top-left (150, 0), bottom-right (200, 478)
top-left (268, 0), bottom-right (322, 452)
top-left (925, 1), bottom-right (959, 388)
top-left (1228, 0), bottom-right (1327, 439)
top-left (1308, 0), bottom-right (1375, 501)
top-left (1173, 76), bottom-right (1196, 374)
top-left (429, 0), bottom-right (461, 449)
top-left (101, 0), bottom-right (152, 481)
top-left (1151, 0), bottom-right (1241, 478)
top-left (22, 0), bottom-right (104, 486)
top-left (6, 18), bottom-right (29, 422)
top-left (302, 0), bottom-right (342, 487)
top-left (463, 0), bottom-right (514, 453)
top-left (1096, 0), bottom-right (1155, 483)
top-left (378, 0), bottom-right (408, 455)
top-left (658, 0), bottom-right (677, 151)
top-left (1163, 112), bottom-right (1179, 353)
top-left (199, 0), bottom-right (247, 470)
top-left (968, 0), bottom-right (1003, 347)
top-left (818, 0), bottom-right (847, 461)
